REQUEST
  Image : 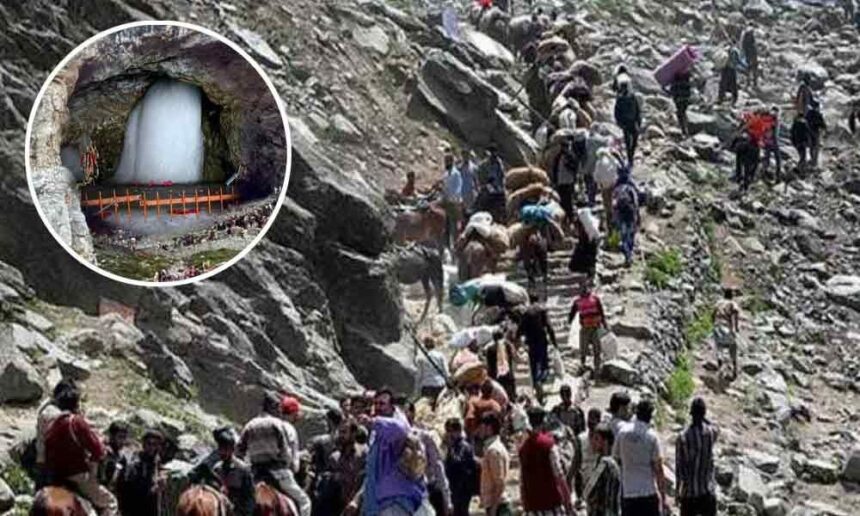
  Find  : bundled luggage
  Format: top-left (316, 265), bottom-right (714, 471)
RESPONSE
top-left (654, 45), bottom-right (700, 88)
top-left (458, 212), bottom-right (510, 255)
top-left (453, 361), bottom-right (488, 386)
top-left (449, 325), bottom-right (498, 349)
top-left (505, 166), bottom-right (550, 191)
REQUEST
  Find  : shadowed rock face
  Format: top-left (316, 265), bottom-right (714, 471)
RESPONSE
top-left (0, 2), bottom-right (416, 422)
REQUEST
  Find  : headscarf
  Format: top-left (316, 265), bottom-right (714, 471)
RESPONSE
top-left (363, 417), bottom-right (426, 515)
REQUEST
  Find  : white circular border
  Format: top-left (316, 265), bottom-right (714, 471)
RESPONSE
top-left (25, 20), bottom-right (292, 288)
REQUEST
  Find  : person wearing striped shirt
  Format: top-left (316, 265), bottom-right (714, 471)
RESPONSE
top-left (583, 422), bottom-right (620, 516)
top-left (675, 398), bottom-right (719, 516)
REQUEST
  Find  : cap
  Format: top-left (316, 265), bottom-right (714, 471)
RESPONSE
top-left (281, 396), bottom-right (301, 416)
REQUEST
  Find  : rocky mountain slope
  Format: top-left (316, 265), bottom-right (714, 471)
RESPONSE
top-left (1, 0), bottom-right (859, 514)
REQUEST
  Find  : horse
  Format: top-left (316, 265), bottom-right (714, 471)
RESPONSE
top-left (177, 485), bottom-right (229, 516)
top-left (390, 244), bottom-right (444, 321)
top-left (30, 486), bottom-right (92, 516)
top-left (254, 483), bottom-right (297, 516)
top-left (392, 201), bottom-right (447, 253)
top-left (520, 229), bottom-right (548, 299)
top-left (457, 239), bottom-right (497, 282)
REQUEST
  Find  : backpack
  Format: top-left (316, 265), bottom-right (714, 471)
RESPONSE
top-left (398, 433), bottom-right (427, 481)
top-left (614, 182), bottom-right (639, 219)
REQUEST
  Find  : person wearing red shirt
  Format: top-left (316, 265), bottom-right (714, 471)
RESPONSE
top-left (568, 282), bottom-right (609, 377)
top-left (43, 383), bottom-right (118, 515)
top-left (518, 407), bottom-right (574, 515)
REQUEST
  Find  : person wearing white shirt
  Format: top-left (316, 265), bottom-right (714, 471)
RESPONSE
top-left (612, 399), bottom-right (668, 516)
top-left (415, 337), bottom-right (450, 407)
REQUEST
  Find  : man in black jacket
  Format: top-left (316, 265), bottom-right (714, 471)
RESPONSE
top-left (614, 77), bottom-right (642, 165)
top-left (791, 113), bottom-right (812, 173)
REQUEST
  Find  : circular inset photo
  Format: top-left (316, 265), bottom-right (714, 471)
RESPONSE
top-left (25, 21), bottom-right (290, 286)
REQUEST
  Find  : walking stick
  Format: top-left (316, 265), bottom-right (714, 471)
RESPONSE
top-left (404, 321), bottom-right (455, 389)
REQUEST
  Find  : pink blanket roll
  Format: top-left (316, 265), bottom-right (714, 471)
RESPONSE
top-left (654, 45), bottom-right (700, 87)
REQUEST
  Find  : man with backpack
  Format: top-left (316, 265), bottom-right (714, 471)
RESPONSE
top-left (805, 99), bottom-right (827, 170)
top-left (43, 382), bottom-right (118, 515)
top-left (731, 129), bottom-right (759, 192)
top-left (612, 166), bottom-right (640, 267)
top-left (613, 76), bottom-right (642, 165)
top-left (718, 47), bottom-right (746, 105)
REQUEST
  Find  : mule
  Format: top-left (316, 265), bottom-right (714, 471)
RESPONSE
top-left (30, 486), bottom-right (92, 516)
top-left (457, 240), bottom-right (497, 282)
top-left (253, 483), bottom-right (297, 516)
top-left (177, 485), bottom-right (228, 516)
top-left (521, 230), bottom-right (548, 299)
top-left (392, 202), bottom-right (447, 252)
top-left (390, 244), bottom-right (444, 321)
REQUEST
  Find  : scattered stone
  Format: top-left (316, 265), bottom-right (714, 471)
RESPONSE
top-left (746, 449), bottom-right (781, 475)
top-left (352, 25), bottom-right (390, 55)
top-left (330, 114), bottom-right (363, 142)
top-left (734, 465), bottom-right (767, 514)
top-left (841, 447), bottom-right (860, 482)
top-left (57, 355), bottom-right (92, 381)
top-left (227, 23), bottom-right (282, 67)
top-left (610, 320), bottom-right (652, 340)
top-left (601, 359), bottom-right (639, 386)
top-left (764, 498), bottom-right (789, 516)
top-left (792, 455), bottom-right (840, 484)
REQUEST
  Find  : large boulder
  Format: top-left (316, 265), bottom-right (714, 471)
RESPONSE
top-left (601, 359), bottom-right (639, 386)
top-left (410, 49), bottom-right (537, 166)
top-left (823, 275), bottom-right (860, 310)
top-left (0, 354), bottom-right (44, 405)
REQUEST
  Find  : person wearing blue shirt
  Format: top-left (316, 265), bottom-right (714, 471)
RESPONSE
top-left (442, 154), bottom-right (463, 251)
top-left (459, 150), bottom-right (479, 216)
